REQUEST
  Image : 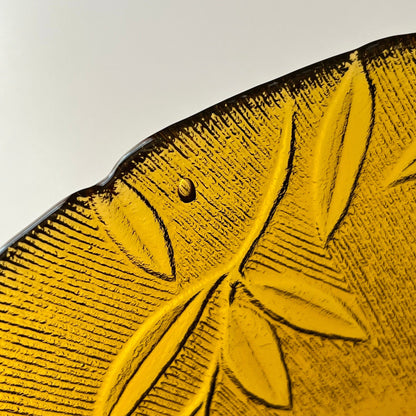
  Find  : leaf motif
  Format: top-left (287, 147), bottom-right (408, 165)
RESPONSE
top-left (91, 179), bottom-right (174, 279)
top-left (385, 140), bottom-right (416, 186)
top-left (239, 97), bottom-right (295, 269)
top-left (246, 268), bottom-right (367, 340)
top-left (93, 277), bottom-right (223, 416)
top-left (314, 53), bottom-right (373, 243)
top-left (223, 303), bottom-right (291, 408)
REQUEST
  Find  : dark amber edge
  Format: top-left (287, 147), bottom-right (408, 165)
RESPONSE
top-left (1, 32), bottom-right (416, 259)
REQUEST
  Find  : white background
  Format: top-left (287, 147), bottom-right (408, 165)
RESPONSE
top-left (1, 0), bottom-right (415, 247)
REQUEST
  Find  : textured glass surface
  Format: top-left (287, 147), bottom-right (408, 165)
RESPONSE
top-left (1, 34), bottom-right (416, 415)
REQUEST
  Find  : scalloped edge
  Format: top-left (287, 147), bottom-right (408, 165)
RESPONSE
top-left (1, 32), bottom-right (415, 258)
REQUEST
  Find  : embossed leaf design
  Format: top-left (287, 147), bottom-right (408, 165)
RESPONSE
top-left (224, 303), bottom-right (290, 408)
top-left (313, 54), bottom-right (373, 243)
top-left (386, 140), bottom-right (416, 186)
top-left (94, 281), bottom-right (219, 416)
top-left (239, 98), bottom-right (294, 269)
top-left (246, 269), bottom-right (367, 340)
top-left (92, 180), bottom-right (174, 279)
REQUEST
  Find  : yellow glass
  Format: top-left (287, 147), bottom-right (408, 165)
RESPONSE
top-left (1, 33), bottom-right (416, 415)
